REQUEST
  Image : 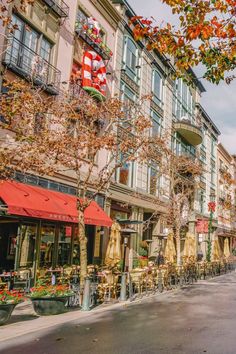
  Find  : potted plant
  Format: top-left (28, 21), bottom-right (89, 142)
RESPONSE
top-left (139, 247), bottom-right (148, 268)
top-left (0, 290), bottom-right (24, 325)
top-left (29, 282), bottom-right (74, 316)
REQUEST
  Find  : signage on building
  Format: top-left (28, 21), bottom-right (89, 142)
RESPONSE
top-left (196, 219), bottom-right (209, 233)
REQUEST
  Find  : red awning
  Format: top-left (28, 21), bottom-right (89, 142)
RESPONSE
top-left (0, 180), bottom-right (112, 227)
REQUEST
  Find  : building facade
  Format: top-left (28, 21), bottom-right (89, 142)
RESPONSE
top-left (0, 0), bottom-right (232, 275)
top-left (217, 143), bottom-right (236, 255)
top-left (0, 0), bottom-right (121, 275)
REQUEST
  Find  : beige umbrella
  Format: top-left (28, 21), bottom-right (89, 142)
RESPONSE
top-left (223, 238), bottom-right (230, 258)
top-left (183, 232), bottom-right (196, 259)
top-left (212, 237), bottom-right (221, 261)
top-left (105, 221), bottom-right (121, 267)
top-left (164, 232), bottom-right (176, 263)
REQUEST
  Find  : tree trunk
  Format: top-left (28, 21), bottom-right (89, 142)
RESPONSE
top-left (78, 209), bottom-right (87, 289)
top-left (176, 226), bottom-right (181, 266)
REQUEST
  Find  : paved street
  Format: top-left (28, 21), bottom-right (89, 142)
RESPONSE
top-left (1, 272), bottom-right (236, 354)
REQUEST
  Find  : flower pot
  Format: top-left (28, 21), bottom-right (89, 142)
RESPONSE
top-left (31, 297), bottom-right (70, 316)
top-left (0, 304), bottom-right (16, 326)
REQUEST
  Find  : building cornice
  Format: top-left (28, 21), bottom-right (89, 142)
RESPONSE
top-left (196, 103), bottom-right (221, 136)
top-left (91, 0), bottom-right (122, 29)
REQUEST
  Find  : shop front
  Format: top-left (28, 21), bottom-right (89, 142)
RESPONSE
top-left (0, 180), bottom-right (112, 277)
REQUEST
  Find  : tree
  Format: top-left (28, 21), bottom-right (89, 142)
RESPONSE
top-left (140, 133), bottom-right (202, 265)
top-left (0, 0), bottom-right (34, 27)
top-left (0, 78), bottom-right (153, 287)
top-left (166, 153), bottom-right (202, 265)
top-left (131, 0), bottom-right (236, 84)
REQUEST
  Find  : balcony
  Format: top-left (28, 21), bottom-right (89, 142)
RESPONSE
top-left (3, 38), bottom-right (61, 95)
top-left (174, 118), bottom-right (203, 146)
top-left (75, 16), bottom-right (113, 61)
top-left (42, 0), bottom-right (69, 18)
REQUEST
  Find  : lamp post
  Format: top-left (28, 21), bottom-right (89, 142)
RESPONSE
top-left (206, 193), bottom-right (216, 262)
top-left (123, 235), bottom-right (129, 273)
top-left (120, 230), bottom-right (135, 302)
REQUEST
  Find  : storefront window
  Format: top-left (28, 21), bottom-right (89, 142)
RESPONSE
top-left (57, 226), bottom-right (72, 266)
top-left (39, 225), bottom-right (55, 268)
top-left (19, 224), bottom-right (37, 268)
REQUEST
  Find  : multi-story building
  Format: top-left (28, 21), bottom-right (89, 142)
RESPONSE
top-left (110, 0), bottom-right (208, 266)
top-left (0, 0), bottom-right (227, 274)
top-left (216, 143), bottom-right (236, 255)
top-left (194, 105), bottom-right (221, 258)
top-left (0, 0), bottom-right (121, 274)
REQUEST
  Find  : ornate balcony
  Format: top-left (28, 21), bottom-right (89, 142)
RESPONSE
top-left (3, 38), bottom-right (61, 95)
top-left (174, 118), bottom-right (203, 146)
top-left (75, 15), bottom-right (113, 61)
top-left (42, 0), bottom-right (69, 18)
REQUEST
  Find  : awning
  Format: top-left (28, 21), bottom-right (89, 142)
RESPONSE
top-left (0, 180), bottom-right (112, 227)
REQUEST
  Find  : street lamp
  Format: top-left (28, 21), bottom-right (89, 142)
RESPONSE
top-left (207, 192), bottom-right (216, 262)
top-left (121, 229), bottom-right (136, 272)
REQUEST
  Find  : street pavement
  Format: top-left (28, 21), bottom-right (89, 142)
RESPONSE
top-left (1, 272), bottom-right (236, 354)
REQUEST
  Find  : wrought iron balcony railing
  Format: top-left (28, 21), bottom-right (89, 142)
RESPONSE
top-left (75, 15), bottom-right (113, 61)
top-left (42, 0), bottom-right (69, 18)
top-left (3, 37), bottom-right (61, 95)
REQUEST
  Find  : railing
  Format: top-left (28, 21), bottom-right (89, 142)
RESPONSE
top-left (1, 262), bottom-right (235, 314)
top-left (3, 37), bottom-right (61, 95)
top-left (75, 14), bottom-right (113, 61)
top-left (42, 0), bottom-right (69, 18)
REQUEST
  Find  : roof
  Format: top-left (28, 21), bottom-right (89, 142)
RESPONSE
top-left (196, 103), bottom-right (221, 136)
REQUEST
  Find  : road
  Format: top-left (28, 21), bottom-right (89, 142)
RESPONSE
top-left (1, 272), bottom-right (236, 354)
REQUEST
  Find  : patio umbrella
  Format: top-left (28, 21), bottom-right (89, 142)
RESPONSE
top-left (212, 238), bottom-right (221, 261)
top-left (183, 233), bottom-right (196, 259)
top-left (105, 221), bottom-right (122, 267)
top-left (223, 238), bottom-right (230, 258)
top-left (164, 232), bottom-right (176, 263)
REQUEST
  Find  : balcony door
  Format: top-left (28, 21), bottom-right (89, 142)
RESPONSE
top-left (6, 15), bottom-right (52, 83)
top-left (8, 15), bottom-right (39, 71)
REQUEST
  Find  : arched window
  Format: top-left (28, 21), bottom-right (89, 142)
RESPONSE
top-left (123, 36), bottom-right (139, 81)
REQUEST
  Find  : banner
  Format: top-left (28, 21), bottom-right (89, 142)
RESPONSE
top-left (196, 219), bottom-right (209, 233)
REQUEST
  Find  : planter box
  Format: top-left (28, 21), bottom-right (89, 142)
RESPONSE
top-left (0, 304), bottom-right (16, 326)
top-left (31, 297), bottom-right (70, 316)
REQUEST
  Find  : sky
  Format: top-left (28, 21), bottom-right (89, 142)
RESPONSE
top-left (129, 0), bottom-right (236, 154)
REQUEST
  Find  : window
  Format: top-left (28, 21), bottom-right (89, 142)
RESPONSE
top-left (121, 81), bottom-right (136, 102)
top-left (211, 136), bottom-right (216, 157)
top-left (152, 70), bottom-right (163, 106)
top-left (172, 78), bottom-right (194, 122)
top-left (120, 81), bottom-right (137, 128)
top-left (19, 224), bottom-right (37, 268)
top-left (40, 38), bottom-right (52, 62)
top-left (116, 153), bottom-right (134, 188)
top-left (39, 224), bottom-right (56, 268)
top-left (198, 189), bottom-right (206, 214)
top-left (123, 36), bottom-right (139, 82)
top-left (57, 226), bottom-right (72, 266)
top-left (211, 162), bottom-right (216, 185)
top-left (151, 109), bottom-right (162, 137)
top-left (5, 15), bottom-right (53, 75)
top-left (172, 132), bottom-right (196, 158)
top-left (149, 165), bottom-right (160, 196)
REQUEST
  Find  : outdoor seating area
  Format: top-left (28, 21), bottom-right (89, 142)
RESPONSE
top-left (1, 259), bottom-right (234, 303)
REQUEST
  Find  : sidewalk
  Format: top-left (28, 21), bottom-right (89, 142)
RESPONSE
top-left (0, 285), bottom-right (180, 343)
top-left (0, 272), bottom-right (234, 343)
